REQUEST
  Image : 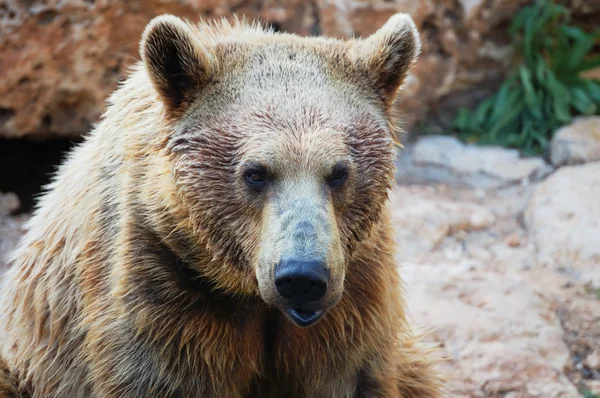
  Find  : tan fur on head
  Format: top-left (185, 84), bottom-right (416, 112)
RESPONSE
top-left (251, 127), bottom-right (349, 318)
top-left (0, 13), bottom-right (443, 397)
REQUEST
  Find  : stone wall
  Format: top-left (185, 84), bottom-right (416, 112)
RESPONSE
top-left (1, 0), bottom-right (599, 139)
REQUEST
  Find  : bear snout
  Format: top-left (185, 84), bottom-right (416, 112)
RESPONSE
top-left (274, 258), bottom-right (329, 302)
top-left (274, 258), bottom-right (330, 327)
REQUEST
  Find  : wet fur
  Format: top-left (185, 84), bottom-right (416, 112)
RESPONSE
top-left (0, 15), bottom-right (443, 397)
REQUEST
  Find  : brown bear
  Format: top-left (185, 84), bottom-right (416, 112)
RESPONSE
top-left (0, 13), bottom-right (443, 397)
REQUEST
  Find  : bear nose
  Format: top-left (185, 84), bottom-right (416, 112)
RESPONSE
top-left (274, 259), bottom-right (329, 303)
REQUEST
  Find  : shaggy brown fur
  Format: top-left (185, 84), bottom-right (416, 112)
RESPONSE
top-left (0, 359), bottom-right (21, 398)
top-left (0, 14), bottom-right (443, 397)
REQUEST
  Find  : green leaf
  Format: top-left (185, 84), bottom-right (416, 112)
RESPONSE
top-left (535, 56), bottom-right (548, 83)
top-left (560, 26), bottom-right (596, 72)
top-left (473, 97), bottom-right (494, 128)
top-left (546, 70), bottom-right (571, 98)
top-left (577, 55), bottom-right (600, 73)
top-left (582, 80), bottom-right (600, 102)
top-left (571, 87), bottom-right (596, 114)
top-left (522, 7), bottom-right (537, 62)
top-left (553, 96), bottom-right (572, 123)
top-left (487, 80), bottom-right (516, 123)
top-left (509, 7), bottom-right (528, 39)
top-left (489, 96), bottom-right (526, 139)
top-left (453, 108), bottom-right (474, 131)
top-left (519, 65), bottom-right (539, 109)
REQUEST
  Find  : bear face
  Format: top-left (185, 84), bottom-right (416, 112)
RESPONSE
top-left (140, 15), bottom-right (420, 327)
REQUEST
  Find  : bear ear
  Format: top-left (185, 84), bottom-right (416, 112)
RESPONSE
top-left (350, 13), bottom-right (421, 107)
top-left (140, 15), bottom-right (215, 117)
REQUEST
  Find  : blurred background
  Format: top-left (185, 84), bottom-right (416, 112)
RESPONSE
top-left (1, 0), bottom-right (599, 396)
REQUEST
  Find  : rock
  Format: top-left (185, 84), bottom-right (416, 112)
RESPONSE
top-left (505, 233), bottom-right (521, 248)
top-left (2, 1), bottom-right (599, 139)
top-left (396, 135), bottom-right (552, 188)
top-left (584, 350), bottom-right (600, 370)
top-left (0, 193), bottom-right (29, 274)
top-left (402, 261), bottom-right (581, 397)
top-left (389, 186), bottom-right (495, 257)
top-left (412, 135), bottom-right (466, 166)
top-left (389, 181), bottom-right (599, 396)
top-left (0, 192), bottom-right (20, 216)
top-left (551, 117), bottom-right (600, 166)
top-left (552, 295), bottom-right (600, 392)
top-left (588, 380), bottom-right (600, 395)
top-left (525, 162), bottom-right (600, 287)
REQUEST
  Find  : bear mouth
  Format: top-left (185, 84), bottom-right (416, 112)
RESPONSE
top-left (285, 308), bottom-right (324, 327)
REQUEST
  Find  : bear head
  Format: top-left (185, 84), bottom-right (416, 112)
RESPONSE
top-left (139, 14), bottom-right (420, 327)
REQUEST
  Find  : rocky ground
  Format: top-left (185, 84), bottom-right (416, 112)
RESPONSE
top-left (1, 118), bottom-right (600, 397)
top-left (394, 119), bottom-right (600, 397)
top-left (394, 183), bottom-right (599, 397)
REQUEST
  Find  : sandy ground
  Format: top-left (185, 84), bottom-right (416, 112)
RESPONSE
top-left (391, 183), bottom-right (599, 397)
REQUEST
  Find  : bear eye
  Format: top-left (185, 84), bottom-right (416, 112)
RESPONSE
top-left (245, 166), bottom-right (268, 191)
top-left (327, 163), bottom-right (348, 188)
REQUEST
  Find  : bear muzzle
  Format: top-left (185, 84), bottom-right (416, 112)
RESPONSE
top-left (274, 258), bottom-right (330, 327)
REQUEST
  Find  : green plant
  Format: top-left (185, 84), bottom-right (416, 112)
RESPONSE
top-left (583, 282), bottom-right (600, 300)
top-left (453, 0), bottom-right (600, 154)
top-left (580, 387), bottom-right (600, 398)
